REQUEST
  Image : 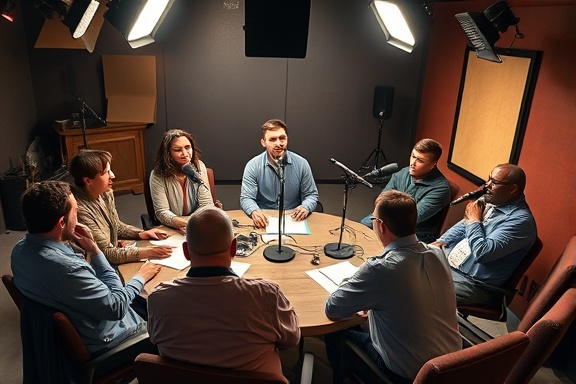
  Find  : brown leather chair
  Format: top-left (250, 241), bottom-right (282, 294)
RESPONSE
top-left (458, 236), bottom-right (543, 322)
top-left (505, 287), bottom-right (576, 384)
top-left (460, 235), bottom-right (576, 346)
top-left (2, 274), bottom-right (149, 384)
top-left (134, 353), bottom-right (288, 384)
top-left (342, 331), bottom-right (529, 384)
top-left (141, 167), bottom-right (218, 229)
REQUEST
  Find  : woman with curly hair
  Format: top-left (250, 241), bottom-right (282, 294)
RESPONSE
top-left (151, 129), bottom-right (215, 232)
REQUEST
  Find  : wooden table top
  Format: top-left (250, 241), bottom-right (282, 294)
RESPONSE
top-left (119, 210), bottom-right (383, 336)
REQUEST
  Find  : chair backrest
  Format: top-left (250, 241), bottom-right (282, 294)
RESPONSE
top-left (515, 235), bottom-right (576, 333)
top-left (206, 167), bottom-right (217, 204)
top-left (52, 312), bottom-right (92, 365)
top-left (2, 274), bottom-right (24, 310)
top-left (505, 287), bottom-right (576, 384)
top-left (134, 353), bottom-right (288, 384)
top-left (413, 331), bottom-right (529, 384)
top-left (457, 236), bottom-right (543, 321)
top-left (434, 179), bottom-right (460, 238)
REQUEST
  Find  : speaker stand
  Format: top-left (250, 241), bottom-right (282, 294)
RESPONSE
top-left (359, 119), bottom-right (388, 173)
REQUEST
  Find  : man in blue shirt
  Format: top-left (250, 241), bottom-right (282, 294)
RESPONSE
top-left (325, 190), bottom-right (461, 383)
top-left (433, 163), bottom-right (537, 306)
top-left (240, 119), bottom-right (318, 228)
top-left (11, 181), bottom-right (161, 357)
top-left (360, 138), bottom-right (451, 243)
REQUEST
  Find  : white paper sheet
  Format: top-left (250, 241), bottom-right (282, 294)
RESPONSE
top-left (148, 235), bottom-right (251, 276)
top-left (306, 261), bottom-right (359, 293)
top-left (266, 215), bottom-right (310, 235)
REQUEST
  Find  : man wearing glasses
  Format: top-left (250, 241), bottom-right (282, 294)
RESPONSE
top-left (433, 163), bottom-right (537, 306)
top-left (325, 190), bottom-right (461, 383)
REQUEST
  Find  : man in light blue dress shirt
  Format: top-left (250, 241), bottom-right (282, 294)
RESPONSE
top-left (240, 119), bottom-right (318, 228)
top-left (433, 164), bottom-right (537, 306)
top-left (11, 181), bottom-right (161, 362)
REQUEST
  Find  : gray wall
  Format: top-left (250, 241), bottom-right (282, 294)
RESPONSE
top-left (16, 0), bottom-right (428, 182)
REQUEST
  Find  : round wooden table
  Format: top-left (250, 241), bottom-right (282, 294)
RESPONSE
top-left (119, 210), bottom-right (383, 336)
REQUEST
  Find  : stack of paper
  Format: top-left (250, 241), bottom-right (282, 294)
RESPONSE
top-left (266, 215), bottom-right (310, 235)
top-left (306, 261), bottom-right (359, 293)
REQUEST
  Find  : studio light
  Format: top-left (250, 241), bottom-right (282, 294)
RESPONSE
top-left (62, 0), bottom-right (99, 38)
top-left (105, 0), bottom-right (175, 49)
top-left (455, 1), bottom-right (521, 63)
top-left (370, 0), bottom-right (432, 53)
top-left (1, 0), bottom-right (17, 22)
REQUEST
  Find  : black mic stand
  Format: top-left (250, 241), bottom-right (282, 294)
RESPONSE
top-left (76, 97), bottom-right (107, 150)
top-left (263, 159), bottom-right (295, 263)
top-left (324, 175), bottom-right (356, 259)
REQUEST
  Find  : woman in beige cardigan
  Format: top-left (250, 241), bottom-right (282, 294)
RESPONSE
top-left (150, 129), bottom-right (215, 233)
top-left (70, 150), bottom-right (173, 265)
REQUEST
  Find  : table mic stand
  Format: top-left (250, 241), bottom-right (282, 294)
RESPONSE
top-left (263, 158), bottom-right (295, 262)
top-left (359, 118), bottom-right (388, 173)
top-left (324, 176), bottom-right (355, 259)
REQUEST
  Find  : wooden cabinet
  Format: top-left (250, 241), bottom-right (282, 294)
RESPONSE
top-left (55, 123), bottom-right (147, 194)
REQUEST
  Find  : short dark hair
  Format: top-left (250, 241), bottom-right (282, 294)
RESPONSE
top-left (261, 119), bottom-right (287, 138)
top-left (375, 190), bottom-right (417, 237)
top-left (153, 129), bottom-right (202, 178)
top-left (496, 163), bottom-right (527, 193)
top-left (22, 181), bottom-right (72, 234)
top-left (413, 138), bottom-right (442, 163)
top-left (69, 149), bottom-right (112, 188)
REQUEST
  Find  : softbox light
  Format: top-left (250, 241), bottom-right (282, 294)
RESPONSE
top-left (105, 0), bottom-right (175, 49)
top-left (455, 1), bottom-right (520, 63)
top-left (370, 0), bottom-right (432, 53)
top-left (62, 0), bottom-right (100, 38)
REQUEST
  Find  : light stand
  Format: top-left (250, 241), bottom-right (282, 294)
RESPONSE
top-left (76, 96), bottom-right (107, 150)
top-left (263, 158), bottom-right (295, 263)
top-left (359, 118), bottom-right (388, 174)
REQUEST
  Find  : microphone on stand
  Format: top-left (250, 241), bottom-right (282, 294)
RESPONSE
top-left (263, 153), bottom-right (295, 263)
top-left (362, 163), bottom-right (399, 178)
top-left (329, 158), bottom-right (373, 188)
top-left (450, 185), bottom-right (487, 206)
top-left (182, 163), bottom-right (203, 184)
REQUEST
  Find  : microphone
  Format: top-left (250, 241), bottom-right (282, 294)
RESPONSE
top-left (182, 163), bottom-right (203, 184)
top-left (450, 185), bottom-right (486, 206)
top-left (363, 163), bottom-right (399, 178)
top-left (329, 158), bottom-right (373, 188)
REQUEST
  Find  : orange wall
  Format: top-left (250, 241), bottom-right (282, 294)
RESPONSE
top-left (417, 0), bottom-right (576, 310)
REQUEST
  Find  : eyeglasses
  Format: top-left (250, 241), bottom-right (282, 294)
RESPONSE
top-left (370, 217), bottom-right (383, 224)
top-left (487, 176), bottom-right (514, 186)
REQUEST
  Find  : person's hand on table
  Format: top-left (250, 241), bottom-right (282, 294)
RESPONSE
top-left (138, 246), bottom-right (174, 260)
top-left (171, 216), bottom-right (188, 234)
top-left (251, 210), bottom-right (268, 229)
top-left (139, 228), bottom-right (169, 240)
top-left (290, 206), bottom-right (309, 221)
top-left (137, 261), bottom-right (162, 282)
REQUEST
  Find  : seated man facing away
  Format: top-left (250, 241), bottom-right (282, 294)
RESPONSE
top-left (433, 163), bottom-right (537, 306)
top-left (240, 118), bottom-right (319, 228)
top-left (360, 138), bottom-right (451, 243)
top-left (147, 206), bottom-right (300, 376)
top-left (11, 181), bottom-right (160, 373)
top-left (325, 190), bottom-right (461, 384)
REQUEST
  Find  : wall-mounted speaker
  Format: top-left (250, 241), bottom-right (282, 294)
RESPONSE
top-left (372, 86), bottom-right (394, 120)
top-left (244, 0), bottom-right (311, 58)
